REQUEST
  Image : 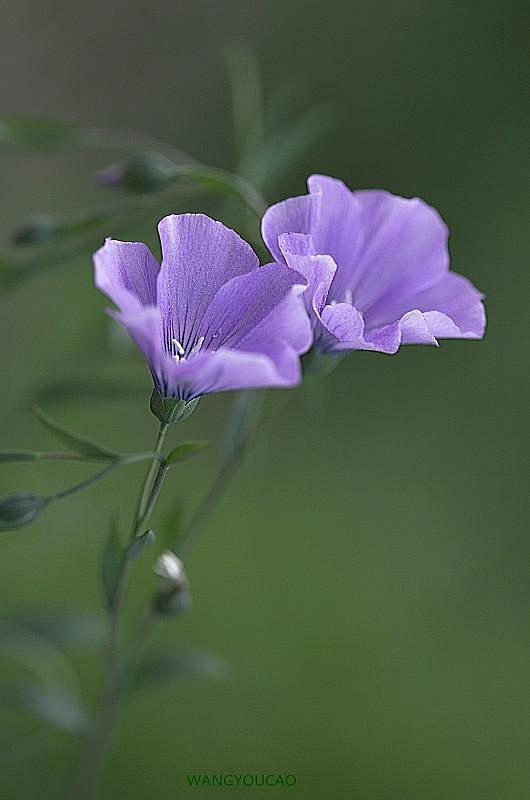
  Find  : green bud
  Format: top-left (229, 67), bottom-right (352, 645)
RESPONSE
top-left (97, 151), bottom-right (176, 194)
top-left (0, 491), bottom-right (49, 530)
top-left (153, 583), bottom-right (192, 616)
top-left (149, 389), bottom-right (200, 425)
top-left (12, 215), bottom-right (59, 246)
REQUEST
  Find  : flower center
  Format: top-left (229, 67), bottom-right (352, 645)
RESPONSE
top-left (329, 289), bottom-right (353, 307)
top-left (171, 336), bottom-right (205, 363)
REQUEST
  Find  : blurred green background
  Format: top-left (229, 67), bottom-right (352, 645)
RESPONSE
top-left (0, 1), bottom-right (528, 798)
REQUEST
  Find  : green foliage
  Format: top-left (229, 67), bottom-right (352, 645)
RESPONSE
top-left (3, 683), bottom-right (88, 734)
top-left (132, 650), bottom-right (228, 693)
top-left (0, 116), bottom-right (84, 150)
top-left (33, 406), bottom-right (120, 461)
top-left (149, 390), bottom-right (200, 425)
top-left (0, 450), bottom-right (38, 463)
top-left (124, 529), bottom-right (156, 562)
top-left (165, 441), bottom-right (208, 465)
top-left (222, 389), bottom-right (263, 465)
top-left (100, 520), bottom-right (123, 610)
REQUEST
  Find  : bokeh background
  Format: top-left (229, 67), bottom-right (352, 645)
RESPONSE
top-left (0, 1), bottom-right (528, 798)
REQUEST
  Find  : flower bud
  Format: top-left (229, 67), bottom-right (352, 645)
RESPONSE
top-left (12, 215), bottom-right (59, 246)
top-left (0, 491), bottom-right (49, 530)
top-left (96, 151), bottom-right (176, 194)
top-left (153, 550), bottom-right (191, 616)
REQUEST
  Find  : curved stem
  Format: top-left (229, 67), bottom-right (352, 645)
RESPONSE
top-left (48, 452), bottom-right (160, 503)
top-left (68, 424), bottom-right (169, 800)
top-left (81, 126), bottom-right (195, 165)
top-left (177, 390), bottom-right (263, 556)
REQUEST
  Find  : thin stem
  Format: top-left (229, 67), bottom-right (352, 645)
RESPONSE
top-left (51, 464), bottom-right (119, 501)
top-left (68, 424), bottom-right (169, 800)
top-left (136, 426), bottom-right (169, 525)
top-left (177, 390), bottom-right (263, 555)
top-left (177, 456), bottom-right (239, 556)
top-left (49, 452), bottom-right (160, 503)
top-left (168, 163), bottom-right (267, 220)
top-left (81, 126), bottom-right (195, 165)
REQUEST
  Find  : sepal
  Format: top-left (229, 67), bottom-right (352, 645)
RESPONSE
top-left (149, 390), bottom-right (200, 425)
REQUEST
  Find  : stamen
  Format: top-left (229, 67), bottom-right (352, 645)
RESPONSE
top-left (171, 338), bottom-right (186, 364)
top-left (191, 336), bottom-right (205, 355)
top-left (172, 338), bottom-right (185, 356)
top-left (344, 289), bottom-right (353, 305)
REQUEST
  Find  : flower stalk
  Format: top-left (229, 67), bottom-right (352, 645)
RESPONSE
top-left (69, 422), bottom-right (170, 800)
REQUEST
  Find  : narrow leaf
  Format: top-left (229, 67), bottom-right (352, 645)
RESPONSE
top-left (4, 683), bottom-right (88, 734)
top-left (34, 406), bottom-right (119, 461)
top-left (10, 612), bottom-right (105, 647)
top-left (165, 441), bottom-right (208, 465)
top-left (132, 650), bottom-right (228, 693)
top-left (101, 520), bottom-right (123, 610)
top-left (125, 529), bottom-right (156, 562)
top-left (0, 450), bottom-right (38, 463)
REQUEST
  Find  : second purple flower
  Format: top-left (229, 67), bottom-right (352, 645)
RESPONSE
top-left (262, 175), bottom-right (486, 354)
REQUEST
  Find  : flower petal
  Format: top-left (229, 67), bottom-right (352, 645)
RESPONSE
top-left (306, 174), bottom-right (363, 274)
top-left (236, 283), bottom-right (313, 384)
top-left (401, 272), bottom-right (486, 339)
top-left (157, 214), bottom-right (259, 351)
top-left (350, 190), bottom-right (449, 316)
top-left (278, 232), bottom-right (337, 316)
top-left (261, 194), bottom-right (320, 263)
top-left (94, 239), bottom-right (160, 311)
top-left (109, 306), bottom-right (166, 385)
top-left (198, 261), bottom-right (309, 351)
top-left (154, 348), bottom-right (303, 400)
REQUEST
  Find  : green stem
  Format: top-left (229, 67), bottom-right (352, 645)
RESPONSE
top-left (49, 452), bottom-right (159, 503)
top-left (177, 390), bottom-right (263, 555)
top-left (68, 424), bottom-right (169, 800)
top-left (168, 164), bottom-right (267, 220)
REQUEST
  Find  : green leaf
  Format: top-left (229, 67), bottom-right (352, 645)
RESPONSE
top-left (3, 683), bottom-right (88, 734)
top-left (165, 441), bottom-right (208, 465)
top-left (225, 41), bottom-right (264, 174)
top-left (0, 450), bottom-right (38, 463)
top-left (10, 613), bottom-right (106, 648)
top-left (251, 104), bottom-right (333, 191)
top-left (33, 406), bottom-right (120, 461)
top-left (0, 491), bottom-right (49, 530)
top-left (0, 116), bottom-right (83, 150)
top-left (100, 520), bottom-right (123, 610)
top-left (132, 650), bottom-right (228, 693)
top-left (125, 529), bottom-right (156, 562)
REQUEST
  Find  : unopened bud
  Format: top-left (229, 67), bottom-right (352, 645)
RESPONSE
top-left (96, 151), bottom-right (176, 194)
top-left (0, 491), bottom-right (49, 530)
top-left (12, 215), bottom-right (59, 246)
top-left (153, 550), bottom-right (191, 616)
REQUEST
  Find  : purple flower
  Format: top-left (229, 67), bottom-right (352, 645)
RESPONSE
top-left (262, 175), bottom-right (486, 354)
top-left (94, 214), bottom-right (311, 400)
